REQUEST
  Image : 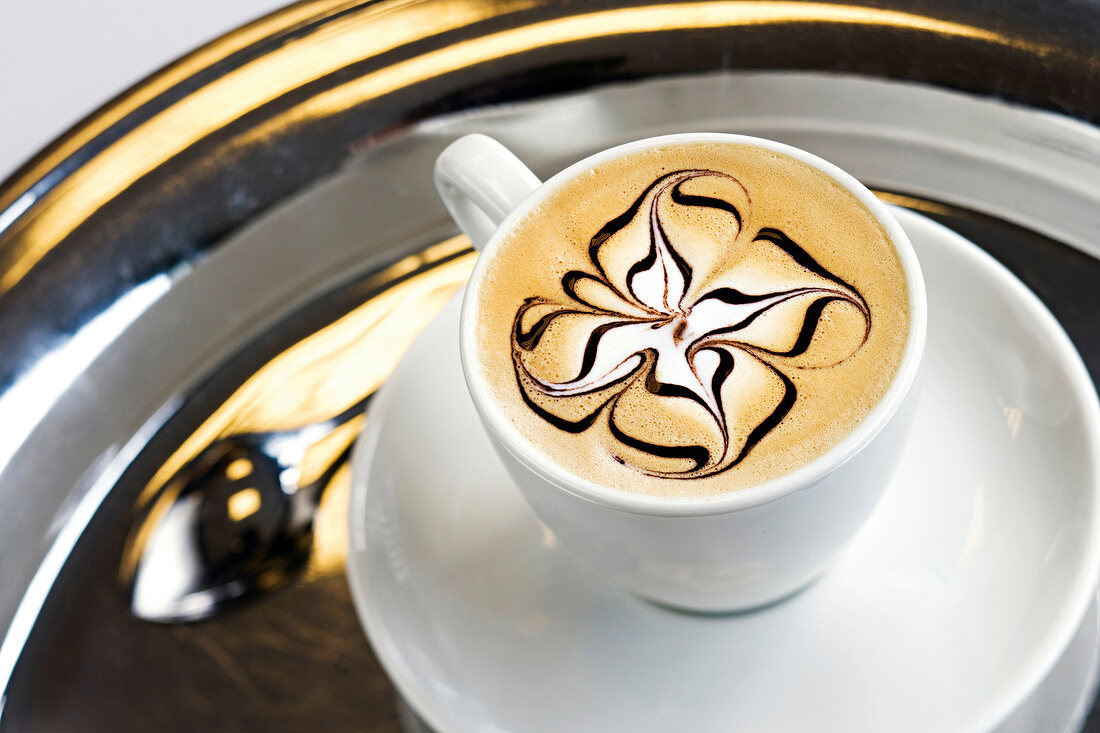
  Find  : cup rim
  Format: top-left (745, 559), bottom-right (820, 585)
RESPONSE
top-left (458, 132), bottom-right (928, 517)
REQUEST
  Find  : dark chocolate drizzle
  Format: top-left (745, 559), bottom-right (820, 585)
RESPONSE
top-left (509, 169), bottom-right (872, 479)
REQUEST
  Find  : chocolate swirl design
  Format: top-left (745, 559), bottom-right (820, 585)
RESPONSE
top-left (511, 170), bottom-right (871, 479)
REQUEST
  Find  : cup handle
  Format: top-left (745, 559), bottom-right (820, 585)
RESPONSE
top-left (434, 134), bottom-right (542, 251)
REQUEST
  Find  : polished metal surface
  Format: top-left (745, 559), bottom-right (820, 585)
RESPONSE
top-left (1, 0), bottom-right (1099, 730)
top-left (125, 398), bottom-right (365, 623)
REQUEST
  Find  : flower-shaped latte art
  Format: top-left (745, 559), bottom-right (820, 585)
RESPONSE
top-left (511, 169), bottom-right (871, 479)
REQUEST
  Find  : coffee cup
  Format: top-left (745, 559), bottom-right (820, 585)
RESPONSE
top-left (435, 132), bottom-right (926, 612)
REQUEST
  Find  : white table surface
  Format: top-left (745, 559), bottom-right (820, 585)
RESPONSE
top-left (0, 0), bottom-right (288, 182)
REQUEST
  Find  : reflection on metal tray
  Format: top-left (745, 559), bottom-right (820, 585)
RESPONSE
top-left (1, 1), bottom-right (1099, 730)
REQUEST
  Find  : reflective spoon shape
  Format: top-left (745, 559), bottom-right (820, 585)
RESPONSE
top-left (126, 401), bottom-right (366, 623)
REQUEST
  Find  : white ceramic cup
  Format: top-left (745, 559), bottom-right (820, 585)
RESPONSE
top-left (435, 133), bottom-right (927, 612)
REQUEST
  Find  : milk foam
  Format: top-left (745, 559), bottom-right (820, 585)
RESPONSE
top-left (476, 142), bottom-right (908, 496)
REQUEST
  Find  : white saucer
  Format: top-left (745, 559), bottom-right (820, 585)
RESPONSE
top-left (391, 591), bottom-right (1100, 733)
top-left (347, 207), bottom-right (1100, 733)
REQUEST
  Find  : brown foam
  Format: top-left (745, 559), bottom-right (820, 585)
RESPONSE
top-left (473, 141), bottom-right (909, 497)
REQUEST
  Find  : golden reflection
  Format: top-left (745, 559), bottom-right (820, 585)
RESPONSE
top-left (121, 474), bottom-right (186, 583)
top-left (306, 461), bottom-right (352, 577)
top-left (227, 488), bottom-right (262, 521)
top-left (0, 0), bottom-right (528, 293)
top-left (0, 0), bottom-right (347, 214)
top-left (2, 0), bottom-right (1048, 295)
top-left (225, 457), bottom-right (254, 481)
top-left (121, 239), bottom-right (472, 582)
top-left (298, 415), bottom-right (365, 489)
top-left (278, 1), bottom-right (1015, 133)
top-left (136, 239), bottom-right (471, 512)
top-left (874, 190), bottom-right (958, 217)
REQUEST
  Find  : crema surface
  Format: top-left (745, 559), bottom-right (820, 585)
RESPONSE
top-left (474, 142), bottom-right (909, 497)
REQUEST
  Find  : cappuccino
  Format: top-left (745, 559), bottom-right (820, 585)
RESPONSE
top-left (473, 142), bottom-right (908, 497)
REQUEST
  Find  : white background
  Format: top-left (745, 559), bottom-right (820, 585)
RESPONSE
top-left (0, 0), bottom-right (287, 182)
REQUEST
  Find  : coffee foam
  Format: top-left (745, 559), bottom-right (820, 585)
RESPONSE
top-left (474, 142), bottom-right (909, 497)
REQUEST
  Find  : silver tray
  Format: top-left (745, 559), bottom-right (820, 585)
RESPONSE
top-left (1, 1), bottom-right (1099, 729)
